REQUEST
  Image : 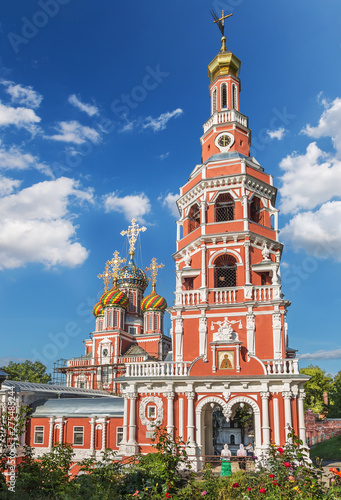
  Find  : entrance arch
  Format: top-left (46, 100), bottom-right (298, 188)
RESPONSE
top-left (195, 395), bottom-right (261, 457)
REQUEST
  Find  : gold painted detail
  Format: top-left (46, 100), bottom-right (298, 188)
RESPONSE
top-left (98, 260), bottom-right (114, 292)
top-left (121, 218), bottom-right (147, 257)
top-left (109, 250), bottom-right (126, 285)
top-left (145, 257), bottom-right (164, 292)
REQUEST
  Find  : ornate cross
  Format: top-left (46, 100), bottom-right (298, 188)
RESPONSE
top-left (211, 10), bottom-right (233, 36)
top-left (120, 218), bottom-right (147, 257)
top-left (109, 250), bottom-right (126, 281)
top-left (145, 257), bottom-right (164, 291)
top-left (97, 260), bottom-right (114, 292)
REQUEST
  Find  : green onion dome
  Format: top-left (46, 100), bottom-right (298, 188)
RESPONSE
top-left (117, 260), bottom-right (148, 292)
top-left (93, 302), bottom-right (104, 317)
top-left (100, 287), bottom-right (129, 309)
top-left (141, 291), bottom-right (167, 312)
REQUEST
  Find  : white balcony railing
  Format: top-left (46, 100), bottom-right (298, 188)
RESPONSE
top-left (253, 286), bottom-right (273, 301)
top-left (203, 109), bottom-right (249, 133)
top-left (262, 359), bottom-right (299, 375)
top-left (213, 288), bottom-right (237, 304)
top-left (177, 290), bottom-right (201, 306)
top-left (124, 361), bottom-right (189, 378)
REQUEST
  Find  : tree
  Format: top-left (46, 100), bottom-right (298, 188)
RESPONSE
top-left (0, 360), bottom-right (51, 384)
top-left (329, 371), bottom-right (341, 418)
top-left (300, 365), bottom-right (334, 414)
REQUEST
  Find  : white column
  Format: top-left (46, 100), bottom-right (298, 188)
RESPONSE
top-left (244, 241), bottom-right (251, 284)
top-left (246, 311), bottom-right (255, 356)
top-left (127, 392), bottom-right (138, 446)
top-left (283, 391), bottom-right (292, 440)
top-left (48, 417), bottom-right (55, 450)
top-left (89, 417), bottom-right (96, 455)
top-left (175, 316), bottom-right (183, 362)
top-left (186, 391), bottom-right (195, 447)
top-left (243, 194), bottom-right (249, 231)
top-left (201, 201), bottom-right (206, 235)
top-left (179, 398), bottom-right (184, 440)
top-left (176, 221), bottom-right (181, 241)
top-left (199, 313), bottom-right (207, 360)
top-left (273, 398), bottom-right (280, 445)
top-left (272, 311), bottom-right (282, 359)
top-left (298, 390), bottom-right (307, 446)
top-left (166, 391), bottom-right (175, 437)
top-left (261, 392), bottom-right (270, 447)
top-left (101, 418), bottom-right (107, 451)
top-left (200, 244), bottom-right (207, 289)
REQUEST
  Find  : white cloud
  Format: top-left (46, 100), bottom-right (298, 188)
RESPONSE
top-left (0, 142), bottom-right (52, 176)
top-left (281, 201), bottom-right (341, 260)
top-left (68, 94), bottom-right (99, 117)
top-left (267, 127), bottom-right (286, 140)
top-left (45, 120), bottom-right (100, 144)
top-left (300, 348), bottom-right (341, 360)
top-left (0, 177), bottom-right (93, 269)
top-left (104, 192), bottom-right (151, 223)
top-left (302, 97), bottom-right (341, 158)
top-left (1, 80), bottom-right (43, 108)
top-left (0, 175), bottom-right (20, 196)
top-left (159, 152), bottom-right (170, 160)
top-left (143, 108), bottom-right (183, 132)
top-left (0, 101), bottom-right (41, 130)
top-left (159, 192), bottom-right (179, 218)
top-left (279, 142), bottom-right (341, 214)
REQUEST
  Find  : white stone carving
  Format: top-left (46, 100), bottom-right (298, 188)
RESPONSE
top-left (262, 242), bottom-right (270, 261)
top-left (184, 250), bottom-right (192, 268)
top-left (222, 391), bottom-right (231, 401)
top-left (139, 396), bottom-right (164, 431)
top-left (211, 316), bottom-right (242, 342)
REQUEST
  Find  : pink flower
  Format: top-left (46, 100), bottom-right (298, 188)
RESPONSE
top-left (288, 475), bottom-right (294, 481)
top-left (284, 462), bottom-right (291, 467)
top-left (201, 492), bottom-right (207, 496)
top-left (277, 447), bottom-right (284, 454)
top-left (269, 474), bottom-right (275, 478)
top-left (232, 483), bottom-right (239, 488)
top-left (260, 488), bottom-right (266, 493)
top-left (247, 487), bottom-right (252, 491)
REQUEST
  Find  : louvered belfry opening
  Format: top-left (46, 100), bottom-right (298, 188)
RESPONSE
top-left (215, 192), bottom-right (234, 222)
top-left (214, 254), bottom-right (237, 288)
top-left (250, 196), bottom-right (264, 225)
top-left (221, 83), bottom-right (227, 108)
top-left (188, 203), bottom-right (200, 233)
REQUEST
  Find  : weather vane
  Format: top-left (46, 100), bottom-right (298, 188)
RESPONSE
top-left (210, 9), bottom-right (233, 52)
top-left (121, 218), bottom-right (147, 257)
top-left (145, 257), bottom-right (164, 292)
top-left (97, 260), bottom-right (114, 292)
top-left (109, 250), bottom-right (126, 285)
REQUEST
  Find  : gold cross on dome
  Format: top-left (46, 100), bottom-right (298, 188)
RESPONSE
top-left (120, 218), bottom-right (147, 257)
top-left (145, 257), bottom-right (164, 291)
top-left (211, 10), bottom-right (233, 36)
top-left (109, 250), bottom-right (126, 280)
top-left (97, 260), bottom-right (114, 292)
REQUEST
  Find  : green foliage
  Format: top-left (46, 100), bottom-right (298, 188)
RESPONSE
top-left (300, 365), bottom-right (334, 414)
top-left (329, 370), bottom-right (341, 417)
top-left (0, 361), bottom-right (51, 384)
top-left (310, 434), bottom-right (341, 461)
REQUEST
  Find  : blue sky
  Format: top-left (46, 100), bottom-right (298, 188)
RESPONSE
top-left (0, 0), bottom-right (341, 376)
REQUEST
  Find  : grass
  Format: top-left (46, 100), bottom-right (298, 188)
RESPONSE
top-left (310, 434), bottom-right (341, 461)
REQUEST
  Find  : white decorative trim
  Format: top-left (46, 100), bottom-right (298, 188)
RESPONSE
top-left (139, 396), bottom-right (163, 431)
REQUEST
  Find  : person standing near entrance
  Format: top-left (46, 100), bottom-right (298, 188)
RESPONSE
top-left (220, 443), bottom-right (232, 477)
top-left (246, 442), bottom-right (253, 457)
top-left (237, 444), bottom-right (247, 470)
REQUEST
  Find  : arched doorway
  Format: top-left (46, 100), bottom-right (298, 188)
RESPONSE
top-left (196, 396), bottom-right (261, 457)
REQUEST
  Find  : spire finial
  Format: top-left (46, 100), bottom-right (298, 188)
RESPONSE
top-left (210, 9), bottom-right (233, 52)
top-left (120, 218), bottom-right (147, 258)
top-left (109, 250), bottom-right (126, 286)
top-left (97, 260), bottom-right (114, 292)
top-left (145, 257), bottom-right (164, 292)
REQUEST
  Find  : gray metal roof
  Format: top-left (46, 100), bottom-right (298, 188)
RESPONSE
top-left (205, 152), bottom-right (247, 164)
top-left (3, 380), bottom-right (110, 397)
top-left (31, 397), bottom-right (124, 418)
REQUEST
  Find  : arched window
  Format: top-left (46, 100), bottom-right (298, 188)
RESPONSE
top-left (129, 293), bottom-right (135, 312)
top-left (188, 203), bottom-right (200, 233)
top-left (230, 434), bottom-right (235, 445)
top-left (212, 88), bottom-right (217, 113)
top-left (221, 83), bottom-right (227, 109)
top-left (232, 84), bottom-right (237, 110)
top-left (215, 192), bottom-right (234, 222)
top-left (250, 196), bottom-right (264, 225)
top-left (214, 254), bottom-right (237, 288)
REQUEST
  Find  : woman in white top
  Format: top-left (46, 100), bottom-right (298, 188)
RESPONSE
top-left (237, 444), bottom-right (247, 470)
top-left (220, 444), bottom-right (232, 476)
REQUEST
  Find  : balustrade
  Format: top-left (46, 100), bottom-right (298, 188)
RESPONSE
top-left (262, 359), bottom-right (299, 375)
top-left (203, 109), bottom-right (248, 133)
top-left (124, 361), bottom-right (189, 378)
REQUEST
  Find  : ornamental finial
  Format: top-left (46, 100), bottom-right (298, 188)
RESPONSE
top-left (109, 250), bottom-right (126, 286)
top-left (120, 218), bottom-right (147, 258)
top-left (145, 257), bottom-right (164, 292)
top-left (210, 9), bottom-right (233, 52)
top-left (97, 260), bottom-right (114, 292)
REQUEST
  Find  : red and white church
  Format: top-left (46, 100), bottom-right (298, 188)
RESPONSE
top-left (1, 19), bottom-right (309, 472)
